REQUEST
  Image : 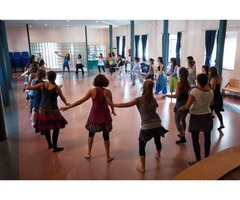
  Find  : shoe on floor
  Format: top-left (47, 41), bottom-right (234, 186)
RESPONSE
top-left (176, 137), bottom-right (187, 144)
top-left (52, 147), bottom-right (64, 152)
top-left (217, 125), bottom-right (225, 130)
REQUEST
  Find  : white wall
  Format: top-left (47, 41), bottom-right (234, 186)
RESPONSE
top-left (6, 25), bottom-right (109, 51)
top-left (6, 20), bottom-right (240, 87)
top-left (6, 26), bottom-right (29, 52)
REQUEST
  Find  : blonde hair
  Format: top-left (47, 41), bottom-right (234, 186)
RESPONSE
top-left (141, 80), bottom-right (156, 107)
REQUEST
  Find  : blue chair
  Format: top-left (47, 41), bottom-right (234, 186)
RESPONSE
top-left (21, 51), bottom-right (29, 68)
top-left (9, 52), bottom-right (15, 70)
top-left (13, 52), bottom-right (23, 71)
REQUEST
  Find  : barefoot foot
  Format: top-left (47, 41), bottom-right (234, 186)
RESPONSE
top-left (107, 156), bottom-right (114, 162)
top-left (136, 165), bottom-right (145, 173)
top-left (85, 154), bottom-right (91, 159)
top-left (155, 152), bottom-right (161, 158)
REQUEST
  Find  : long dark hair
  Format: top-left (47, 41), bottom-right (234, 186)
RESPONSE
top-left (158, 57), bottom-right (164, 65)
top-left (170, 57), bottom-right (177, 67)
top-left (47, 71), bottom-right (57, 84)
top-left (209, 66), bottom-right (220, 80)
top-left (179, 67), bottom-right (190, 93)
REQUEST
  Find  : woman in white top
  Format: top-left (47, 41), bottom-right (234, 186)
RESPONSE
top-left (96, 53), bottom-right (105, 73)
top-left (187, 60), bottom-right (196, 88)
top-left (179, 73), bottom-right (214, 165)
top-left (76, 54), bottom-right (84, 75)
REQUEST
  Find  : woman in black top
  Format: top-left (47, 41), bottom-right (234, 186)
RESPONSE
top-left (209, 67), bottom-right (225, 130)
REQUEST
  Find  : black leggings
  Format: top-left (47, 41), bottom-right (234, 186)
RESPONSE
top-left (89, 131), bottom-right (109, 141)
top-left (44, 129), bottom-right (60, 149)
top-left (63, 65), bottom-right (70, 73)
top-left (191, 131), bottom-right (211, 161)
top-left (98, 65), bottom-right (105, 73)
top-left (139, 134), bottom-right (162, 156)
top-left (214, 109), bottom-right (224, 126)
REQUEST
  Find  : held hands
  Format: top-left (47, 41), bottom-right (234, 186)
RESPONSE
top-left (59, 104), bottom-right (71, 112)
top-left (111, 111), bottom-right (117, 116)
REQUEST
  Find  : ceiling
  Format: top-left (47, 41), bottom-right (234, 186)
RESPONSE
top-left (4, 20), bottom-right (141, 28)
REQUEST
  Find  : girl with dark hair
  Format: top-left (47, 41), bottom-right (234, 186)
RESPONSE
top-left (146, 58), bottom-right (155, 80)
top-left (155, 57), bottom-right (167, 94)
top-left (107, 80), bottom-right (168, 173)
top-left (131, 57), bottom-right (144, 85)
top-left (168, 57), bottom-right (178, 95)
top-left (109, 52), bottom-right (117, 76)
top-left (202, 65), bottom-right (209, 76)
top-left (56, 53), bottom-right (70, 77)
top-left (179, 73), bottom-right (214, 165)
top-left (187, 60), bottom-right (196, 88)
top-left (116, 54), bottom-right (126, 80)
top-left (95, 53), bottom-right (105, 74)
top-left (60, 74), bottom-right (116, 162)
top-left (163, 67), bottom-right (191, 144)
top-left (209, 67), bottom-right (225, 130)
top-left (27, 71), bottom-right (70, 152)
top-left (75, 54), bottom-right (84, 75)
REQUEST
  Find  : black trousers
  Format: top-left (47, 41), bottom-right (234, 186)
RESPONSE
top-left (191, 131), bottom-right (211, 161)
top-left (44, 129), bottom-right (60, 149)
top-left (89, 131), bottom-right (109, 141)
top-left (76, 64), bottom-right (84, 74)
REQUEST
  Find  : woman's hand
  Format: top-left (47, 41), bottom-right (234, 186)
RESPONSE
top-left (111, 111), bottom-right (117, 116)
top-left (60, 106), bottom-right (70, 112)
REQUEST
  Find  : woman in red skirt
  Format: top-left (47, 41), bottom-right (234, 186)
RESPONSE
top-left (27, 71), bottom-right (70, 152)
top-left (60, 74), bottom-right (116, 162)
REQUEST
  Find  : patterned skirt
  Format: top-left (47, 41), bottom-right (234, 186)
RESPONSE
top-left (85, 119), bottom-right (112, 133)
top-left (34, 106), bottom-right (67, 132)
top-left (189, 113), bottom-right (213, 133)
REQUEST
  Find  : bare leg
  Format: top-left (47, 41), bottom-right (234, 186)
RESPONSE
top-left (85, 137), bottom-right (93, 159)
top-left (104, 140), bottom-right (114, 162)
top-left (137, 155), bottom-right (145, 173)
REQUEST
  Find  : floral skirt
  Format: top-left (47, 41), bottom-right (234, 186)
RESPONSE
top-left (34, 106), bottom-right (67, 132)
top-left (85, 119), bottom-right (112, 133)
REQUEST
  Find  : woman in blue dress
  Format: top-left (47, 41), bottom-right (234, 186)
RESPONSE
top-left (155, 57), bottom-right (167, 94)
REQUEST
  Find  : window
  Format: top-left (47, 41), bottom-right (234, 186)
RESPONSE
top-left (138, 35), bottom-right (148, 61)
top-left (208, 31), bottom-right (237, 70)
top-left (31, 42), bottom-right (87, 68)
top-left (223, 32), bottom-right (237, 70)
top-left (169, 34), bottom-right (177, 59)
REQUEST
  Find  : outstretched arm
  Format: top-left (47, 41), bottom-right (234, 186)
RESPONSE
top-left (26, 73), bottom-right (44, 90)
top-left (107, 98), bottom-right (137, 108)
top-left (56, 87), bottom-right (70, 106)
top-left (60, 90), bottom-right (92, 111)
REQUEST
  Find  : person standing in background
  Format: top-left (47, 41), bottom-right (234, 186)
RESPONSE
top-left (168, 58), bottom-right (178, 95)
top-left (209, 67), bottom-right (225, 130)
top-left (75, 54), bottom-right (84, 75)
top-left (56, 53), bottom-right (70, 78)
top-left (95, 53), bottom-right (105, 74)
top-left (155, 57), bottom-right (167, 94)
top-left (146, 58), bottom-right (155, 80)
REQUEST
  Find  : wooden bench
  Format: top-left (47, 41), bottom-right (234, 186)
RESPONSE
top-left (172, 146), bottom-right (240, 180)
top-left (222, 78), bottom-right (240, 96)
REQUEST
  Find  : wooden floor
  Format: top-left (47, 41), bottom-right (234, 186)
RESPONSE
top-left (1, 70), bottom-right (240, 180)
